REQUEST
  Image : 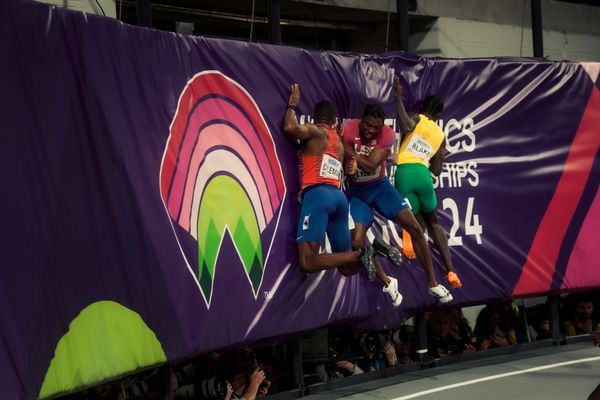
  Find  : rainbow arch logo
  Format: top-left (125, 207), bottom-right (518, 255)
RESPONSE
top-left (160, 71), bottom-right (286, 307)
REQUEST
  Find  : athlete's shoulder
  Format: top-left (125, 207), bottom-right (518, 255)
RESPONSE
top-left (419, 114), bottom-right (439, 128)
top-left (378, 124), bottom-right (397, 148)
top-left (342, 119), bottom-right (360, 141)
top-left (416, 114), bottom-right (442, 136)
top-left (381, 124), bottom-right (396, 137)
top-left (310, 123), bottom-right (331, 136)
top-left (342, 119), bottom-right (360, 132)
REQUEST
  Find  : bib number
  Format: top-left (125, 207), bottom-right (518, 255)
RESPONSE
top-left (320, 154), bottom-right (342, 180)
top-left (406, 135), bottom-right (434, 161)
top-left (353, 166), bottom-right (381, 182)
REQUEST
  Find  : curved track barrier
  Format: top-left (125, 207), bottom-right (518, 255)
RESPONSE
top-left (1, 1), bottom-right (599, 398)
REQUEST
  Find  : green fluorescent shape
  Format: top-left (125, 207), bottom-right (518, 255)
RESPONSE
top-left (197, 175), bottom-right (263, 302)
top-left (39, 301), bottom-right (166, 399)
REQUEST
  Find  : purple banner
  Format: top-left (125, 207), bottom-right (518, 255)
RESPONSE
top-left (1, 1), bottom-right (599, 398)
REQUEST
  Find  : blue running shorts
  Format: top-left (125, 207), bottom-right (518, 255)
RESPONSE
top-left (296, 184), bottom-right (351, 252)
top-left (349, 178), bottom-right (409, 228)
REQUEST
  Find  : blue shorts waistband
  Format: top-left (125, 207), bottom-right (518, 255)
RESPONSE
top-left (302, 183), bottom-right (340, 196)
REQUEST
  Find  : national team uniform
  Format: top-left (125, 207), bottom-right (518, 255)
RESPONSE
top-left (395, 114), bottom-right (444, 214)
top-left (296, 124), bottom-right (351, 252)
top-left (343, 120), bottom-right (409, 228)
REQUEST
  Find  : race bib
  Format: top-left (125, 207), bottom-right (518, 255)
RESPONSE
top-left (353, 165), bottom-right (381, 183)
top-left (352, 144), bottom-right (380, 182)
top-left (406, 135), bottom-right (435, 161)
top-left (319, 154), bottom-right (342, 180)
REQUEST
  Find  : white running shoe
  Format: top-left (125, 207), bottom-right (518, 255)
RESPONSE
top-left (383, 277), bottom-right (403, 307)
top-left (429, 284), bottom-right (453, 303)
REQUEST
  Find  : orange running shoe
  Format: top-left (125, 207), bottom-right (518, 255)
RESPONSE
top-left (402, 229), bottom-right (416, 260)
top-left (447, 271), bottom-right (462, 288)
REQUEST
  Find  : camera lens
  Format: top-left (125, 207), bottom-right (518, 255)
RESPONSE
top-left (213, 378), bottom-right (227, 398)
top-left (359, 333), bottom-right (378, 353)
top-left (195, 377), bottom-right (228, 400)
top-left (259, 378), bottom-right (270, 391)
top-left (328, 345), bottom-right (339, 360)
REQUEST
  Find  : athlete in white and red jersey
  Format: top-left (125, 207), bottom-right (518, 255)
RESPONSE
top-left (343, 87), bottom-right (453, 304)
top-left (342, 117), bottom-right (395, 184)
top-left (283, 83), bottom-right (374, 279)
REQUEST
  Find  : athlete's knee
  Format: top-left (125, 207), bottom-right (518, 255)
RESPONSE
top-left (338, 264), bottom-right (360, 276)
top-left (421, 213), bottom-right (439, 233)
top-left (423, 210), bottom-right (439, 224)
top-left (351, 236), bottom-right (364, 250)
top-left (397, 209), bottom-right (421, 232)
top-left (298, 257), bottom-right (311, 274)
top-left (405, 218), bottom-right (424, 238)
top-left (415, 216), bottom-right (427, 234)
top-left (297, 245), bottom-right (318, 274)
top-left (350, 226), bottom-right (366, 250)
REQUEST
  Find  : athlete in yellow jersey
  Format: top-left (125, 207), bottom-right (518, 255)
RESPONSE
top-left (394, 77), bottom-right (462, 289)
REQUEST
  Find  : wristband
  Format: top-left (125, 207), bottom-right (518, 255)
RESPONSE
top-left (286, 104), bottom-right (297, 111)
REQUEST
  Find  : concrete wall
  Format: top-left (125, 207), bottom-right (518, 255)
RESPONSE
top-left (410, 16), bottom-right (600, 61)
top-left (296, 0), bottom-right (600, 36)
top-left (36, 0), bottom-right (117, 18)
top-left (414, 0), bottom-right (600, 37)
top-left (296, 0), bottom-right (600, 59)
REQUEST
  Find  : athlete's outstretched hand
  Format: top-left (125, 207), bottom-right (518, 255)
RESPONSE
top-left (288, 83), bottom-right (300, 107)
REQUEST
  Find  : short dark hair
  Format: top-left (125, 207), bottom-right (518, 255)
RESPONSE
top-left (361, 104), bottom-right (385, 121)
top-left (574, 295), bottom-right (593, 305)
top-left (419, 95), bottom-right (444, 118)
top-left (313, 100), bottom-right (337, 124)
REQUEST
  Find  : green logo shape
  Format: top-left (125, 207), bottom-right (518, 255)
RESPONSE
top-left (197, 175), bottom-right (263, 304)
top-left (39, 301), bottom-right (166, 399)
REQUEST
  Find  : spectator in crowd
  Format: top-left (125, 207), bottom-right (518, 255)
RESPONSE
top-left (316, 359), bottom-right (364, 382)
top-left (473, 301), bottom-right (520, 350)
top-left (228, 363), bottom-right (270, 400)
top-left (170, 344), bottom-right (276, 400)
top-left (378, 332), bottom-right (399, 367)
top-left (356, 332), bottom-right (387, 372)
top-left (426, 309), bottom-right (475, 358)
top-left (390, 325), bottom-right (415, 365)
top-left (562, 296), bottom-right (600, 345)
top-left (453, 308), bottom-right (475, 344)
top-left (84, 381), bottom-right (124, 400)
top-left (314, 327), bottom-right (364, 382)
top-left (529, 304), bottom-right (552, 341)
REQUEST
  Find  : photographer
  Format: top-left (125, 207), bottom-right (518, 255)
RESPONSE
top-left (229, 364), bottom-right (270, 400)
top-left (173, 360), bottom-right (233, 400)
top-left (356, 332), bottom-right (386, 372)
top-left (174, 376), bottom-right (233, 400)
top-left (426, 310), bottom-right (474, 358)
top-left (316, 359), bottom-right (364, 382)
top-left (315, 329), bottom-right (364, 382)
top-left (390, 325), bottom-right (415, 365)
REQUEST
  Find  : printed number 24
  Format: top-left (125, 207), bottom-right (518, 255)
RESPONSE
top-left (442, 197), bottom-right (482, 245)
